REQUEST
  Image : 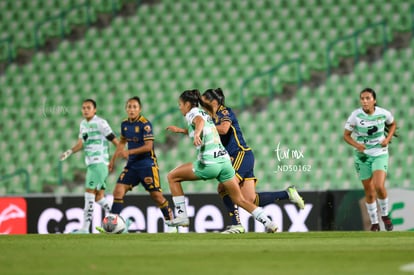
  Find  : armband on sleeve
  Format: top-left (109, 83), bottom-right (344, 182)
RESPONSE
top-left (106, 133), bottom-right (116, 141)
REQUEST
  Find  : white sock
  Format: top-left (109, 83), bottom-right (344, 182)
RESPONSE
top-left (377, 198), bottom-right (389, 217)
top-left (83, 192), bottom-right (95, 231)
top-left (365, 201), bottom-right (379, 224)
top-left (251, 207), bottom-right (272, 227)
top-left (96, 197), bottom-right (111, 214)
top-left (172, 196), bottom-right (187, 218)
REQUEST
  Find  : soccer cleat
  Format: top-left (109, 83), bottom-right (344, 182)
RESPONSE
top-left (370, 223), bottom-right (380, 232)
top-left (71, 229), bottom-right (89, 234)
top-left (95, 226), bottom-right (106, 233)
top-left (381, 216), bottom-right (394, 231)
top-left (287, 185), bottom-right (305, 210)
top-left (165, 216), bottom-right (190, 227)
top-left (265, 222), bottom-right (278, 233)
top-left (166, 226), bottom-right (178, 233)
top-left (221, 224), bottom-right (245, 234)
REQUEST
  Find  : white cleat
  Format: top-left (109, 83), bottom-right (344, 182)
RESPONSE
top-left (165, 217), bottom-right (190, 227)
top-left (166, 226), bottom-right (178, 233)
top-left (265, 222), bottom-right (278, 233)
top-left (287, 185), bottom-right (305, 210)
top-left (221, 224), bottom-right (245, 234)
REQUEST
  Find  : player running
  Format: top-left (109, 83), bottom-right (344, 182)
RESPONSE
top-left (199, 88), bottom-right (305, 233)
top-left (344, 88), bottom-right (396, 232)
top-left (60, 99), bottom-right (119, 234)
top-left (96, 96), bottom-right (174, 233)
top-left (166, 89), bottom-right (278, 233)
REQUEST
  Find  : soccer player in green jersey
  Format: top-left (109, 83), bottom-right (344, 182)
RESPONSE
top-left (344, 88), bottom-right (397, 231)
top-left (202, 88), bottom-right (304, 234)
top-left (60, 99), bottom-right (119, 233)
top-left (166, 89), bottom-right (278, 233)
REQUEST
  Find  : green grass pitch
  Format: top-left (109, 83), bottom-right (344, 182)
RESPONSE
top-left (0, 232), bottom-right (413, 275)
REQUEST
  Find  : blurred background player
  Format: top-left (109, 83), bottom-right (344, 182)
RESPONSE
top-left (166, 89), bottom-right (278, 233)
top-left (60, 99), bottom-right (119, 233)
top-left (97, 96), bottom-right (174, 233)
top-left (200, 88), bottom-right (305, 233)
top-left (343, 88), bottom-right (396, 232)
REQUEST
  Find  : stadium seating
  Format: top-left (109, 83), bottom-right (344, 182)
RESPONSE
top-left (243, 44), bottom-right (414, 191)
top-left (0, 0), bottom-right (413, 194)
top-left (0, 0), bottom-right (128, 56)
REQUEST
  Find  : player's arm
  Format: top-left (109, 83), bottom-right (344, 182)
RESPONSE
top-left (112, 138), bottom-right (127, 160)
top-left (109, 138), bottom-right (126, 172)
top-left (60, 139), bottom-right (83, 161)
top-left (215, 109), bottom-right (232, 135)
top-left (343, 129), bottom-right (365, 152)
top-left (125, 140), bottom-right (154, 156)
top-left (111, 138), bottom-right (119, 147)
top-left (382, 120), bottom-right (397, 146)
top-left (215, 120), bottom-right (231, 135)
top-left (100, 120), bottom-right (119, 147)
top-left (106, 133), bottom-right (119, 147)
top-left (106, 134), bottom-right (120, 172)
top-left (193, 116), bottom-right (204, 146)
top-left (166, 125), bottom-right (188, 135)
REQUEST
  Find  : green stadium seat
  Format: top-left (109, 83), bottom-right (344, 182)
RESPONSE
top-left (1, 0), bottom-right (414, 194)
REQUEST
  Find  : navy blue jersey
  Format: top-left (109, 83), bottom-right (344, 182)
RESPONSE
top-left (214, 105), bottom-right (250, 156)
top-left (120, 115), bottom-right (158, 167)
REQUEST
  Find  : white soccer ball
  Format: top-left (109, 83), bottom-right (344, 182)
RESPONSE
top-left (102, 214), bottom-right (126, 234)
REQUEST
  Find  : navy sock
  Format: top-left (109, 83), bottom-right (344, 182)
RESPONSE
top-left (111, 198), bottom-right (124, 214)
top-left (256, 191), bottom-right (289, 206)
top-left (222, 194), bottom-right (241, 225)
top-left (159, 200), bottom-right (172, 221)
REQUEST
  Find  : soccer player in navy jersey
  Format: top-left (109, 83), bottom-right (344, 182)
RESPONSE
top-left (97, 96), bottom-right (174, 233)
top-left (202, 88), bottom-right (305, 233)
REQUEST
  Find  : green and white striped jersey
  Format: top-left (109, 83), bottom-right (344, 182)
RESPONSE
top-left (344, 107), bottom-right (394, 156)
top-left (79, 115), bottom-right (114, 166)
top-left (185, 107), bottom-right (229, 164)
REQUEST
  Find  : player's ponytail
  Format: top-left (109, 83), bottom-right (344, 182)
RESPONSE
top-left (180, 89), bottom-right (215, 118)
top-left (203, 88), bottom-right (225, 106)
top-left (213, 88), bottom-right (225, 105)
top-left (197, 91), bottom-right (215, 118)
top-left (180, 89), bottom-right (200, 108)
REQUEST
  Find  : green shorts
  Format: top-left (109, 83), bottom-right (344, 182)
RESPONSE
top-left (85, 163), bottom-right (108, 190)
top-left (354, 153), bottom-right (388, 180)
top-left (193, 160), bottom-right (235, 183)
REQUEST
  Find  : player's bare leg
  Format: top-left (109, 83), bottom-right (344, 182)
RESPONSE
top-left (165, 163), bottom-right (199, 227)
